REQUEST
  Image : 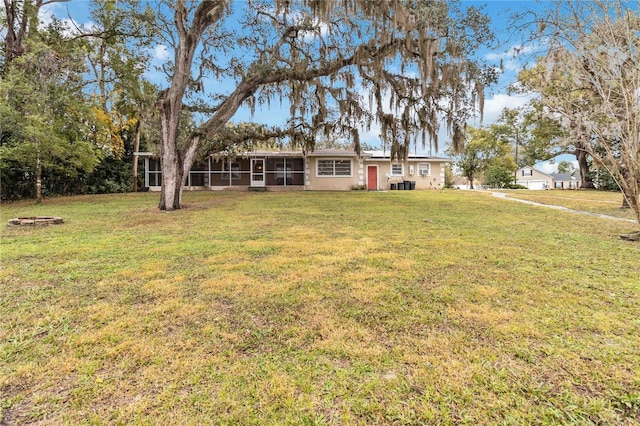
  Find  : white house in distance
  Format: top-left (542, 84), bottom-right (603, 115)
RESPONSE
top-left (516, 166), bottom-right (579, 190)
top-left (139, 149), bottom-right (451, 191)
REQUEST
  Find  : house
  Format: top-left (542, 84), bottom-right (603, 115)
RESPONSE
top-left (452, 175), bottom-right (472, 190)
top-left (516, 166), bottom-right (552, 190)
top-left (549, 173), bottom-right (579, 189)
top-left (515, 167), bottom-right (579, 190)
top-left (140, 149), bottom-right (450, 191)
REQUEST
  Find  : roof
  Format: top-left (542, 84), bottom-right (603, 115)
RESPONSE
top-left (306, 149), bottom-right (360, 157)
top-left (241, 150), bottom-right (304, 157)
top-left (364, 150), bottom-right (451, 161)
top-left (550, 173), bottom-right (578, 181)
top-left (518, 166), bottom-right (554, 179)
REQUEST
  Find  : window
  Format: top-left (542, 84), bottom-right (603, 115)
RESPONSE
top-left (148, 158), bottom-right (162, 186)
top-left (522, 169), bottom-right (533, 177)
top-left (391, 163), bottom-right (403, 176)
top-left (418, 163), bottom-right (430, 176)
top-left (223, 161), bottom-right (241, 179)
top-left (317, 159), bottom-right (352, 176)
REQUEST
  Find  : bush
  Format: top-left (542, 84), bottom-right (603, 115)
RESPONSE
top-left (485, 165), bottom-right (516, 189)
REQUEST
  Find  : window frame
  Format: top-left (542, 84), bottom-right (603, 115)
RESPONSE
top-left (391, 163), bottom-right (404, 176)
top-left (316, 158), bottom-right (353, 177)
top-left (417, 163), bottom-right (431, 176)
top-left (522, 168), bottom-right (533, 177)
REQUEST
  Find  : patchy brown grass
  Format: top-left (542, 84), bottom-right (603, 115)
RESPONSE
top-left (1, 190), bottom-right (639, 424)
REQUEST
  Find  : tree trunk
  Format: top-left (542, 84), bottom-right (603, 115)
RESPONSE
top-left (35, 152), bottom-right (42, 204)
top-left (158, 150), bottom-right (183, 211)
top-left (155, 2), bottom-right (226, 211)
top-left (132, 120), bottom-right (141, 192)
top-left (621, 195), bottom-right (630, 209)
top-left (575, 149), bottom-right (595, 189)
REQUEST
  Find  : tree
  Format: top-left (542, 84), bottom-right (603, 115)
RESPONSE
top-left (443, 163), bottom-right (455, 188)
top-left (2, 0), bottom-right (72, 72)
top-left (137, 0), bottom-right (496, 210)
top-left (515, 0), bottom-right (640, 226)
top-left (447, 126), bottom-right (515, 189)
top-left (557, 161), bottom-right (576, 177)
top-left (0, 38), bottom-right (101, 201)
top-left (484, 164), bottom-right (515, 189)
top-left (516, 63), bottom-right (596, 189)
top-left (496, 101), bottom-right (565, 165)
top-left (75, 0), bottom-right (159, 192)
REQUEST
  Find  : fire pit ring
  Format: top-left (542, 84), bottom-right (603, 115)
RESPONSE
top-left (8, 216), bottom-right (64, 226)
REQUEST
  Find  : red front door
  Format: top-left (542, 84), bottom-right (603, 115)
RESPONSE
top-left (367, 165), bottom-right (378, 190)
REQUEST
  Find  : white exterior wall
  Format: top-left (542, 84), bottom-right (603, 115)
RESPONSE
top-left (516, 167), bottom-right (552, 190)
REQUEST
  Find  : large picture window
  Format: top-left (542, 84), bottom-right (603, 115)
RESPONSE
top-left (317, 159), bottom-right (352, 176)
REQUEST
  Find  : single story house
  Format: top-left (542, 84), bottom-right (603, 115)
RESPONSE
top-left (139, 149), bottom-right (450, 191)
top-left (516, 167), bottom-right (579, 190)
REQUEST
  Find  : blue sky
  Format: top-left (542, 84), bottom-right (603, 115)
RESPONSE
top-left (42, 0), bottom-right (567, 170)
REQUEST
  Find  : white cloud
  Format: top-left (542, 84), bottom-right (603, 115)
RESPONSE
top-left (536, 161), bottom-right (557, 174)
top-left (301, 21), bottom-right (329, 42)
top-left (480, 92), bottom-right (534, 125)
top-left (485, 43), bottom-right (538, 62)
top-left (536, 158), bottom-right (578, 175)
top-left (37, 2), bottom-right (96, 36)
top-left (153, 45), bottom-right (170, 60)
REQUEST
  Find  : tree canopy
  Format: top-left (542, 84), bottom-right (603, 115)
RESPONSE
top-left (514, 0), bottom-right (640, 225)
top-left (1, 4), bottom-right (103, 201)
top-left (145, 0), bottom-right (496, 209)
top-left (1, 0), bottom-right (497, 207)
top-left (447, 126), bottom-right (515, 190)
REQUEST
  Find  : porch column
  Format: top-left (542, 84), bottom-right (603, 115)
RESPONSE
top-left (144, 157), bottom-right (149, 188)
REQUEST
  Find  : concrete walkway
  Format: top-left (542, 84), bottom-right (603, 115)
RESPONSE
top-left (487, 191), bottom-right (638, 224)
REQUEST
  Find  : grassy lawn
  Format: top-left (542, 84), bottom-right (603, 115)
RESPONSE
top-left (1, 190), bottom-right (639, 425)
top-left (499, 189), bottom-right (636, 220)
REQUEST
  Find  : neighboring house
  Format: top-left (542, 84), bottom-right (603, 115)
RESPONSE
top-left (549, 173), bottom-right (579, 189)
top-left (452, 175), bottom-right (471, 190)
top-left (515, 167), bottom-right (579, 190)
top-left (139, 149), bottom-right (450, 191)
top-left (516, 166), bottom-right (552, 190)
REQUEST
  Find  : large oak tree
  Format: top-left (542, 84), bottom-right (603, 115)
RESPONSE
top-left (145, 0), bottom-right (495, 210)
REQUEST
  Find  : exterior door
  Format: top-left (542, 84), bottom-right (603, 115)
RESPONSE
top-left (367, 165), bottom-right (378, 190)
top-left (251, 159), bottom-right (265, 187)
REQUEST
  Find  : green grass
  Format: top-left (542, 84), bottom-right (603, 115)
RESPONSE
top-left (500, 189), bottom-right (637, 220)
top-left (1, 190), bottom-right (639, 425)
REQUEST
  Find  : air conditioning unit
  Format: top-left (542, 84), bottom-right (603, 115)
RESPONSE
top-left (419, 169), bottom-right (429, 176)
